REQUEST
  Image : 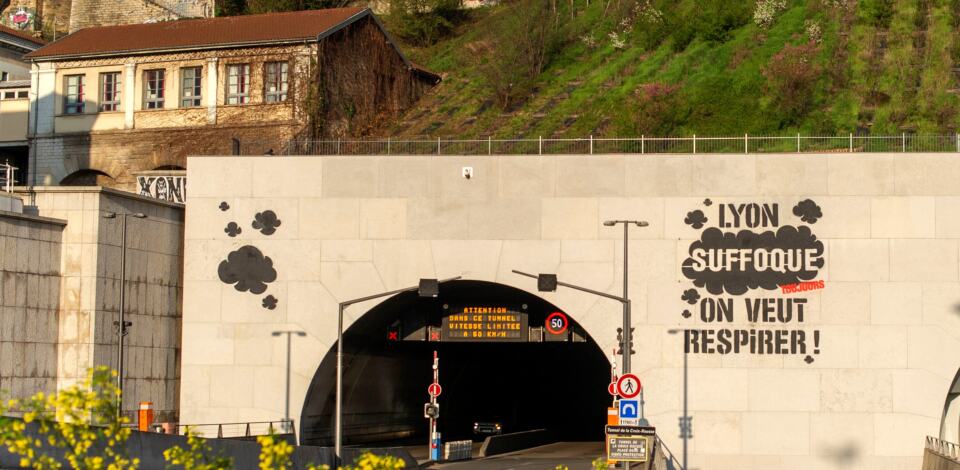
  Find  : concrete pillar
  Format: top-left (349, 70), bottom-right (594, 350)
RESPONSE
top-left (206, 58), bottom-right (217, 125)
top-left (124, 63), bottom-right (135, 129)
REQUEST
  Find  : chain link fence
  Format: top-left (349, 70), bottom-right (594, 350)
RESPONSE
top-left (256, 134), bottom-right (960, 156)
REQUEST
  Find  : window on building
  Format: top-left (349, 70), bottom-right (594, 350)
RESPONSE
top-left (1, 72), bottom-right (7, 81)
top-left (99, 72), bottom-right (121, 112)
top-left (181, 67), bottom-right (202, 107)
top-left (226, 64), bottom-right (250, 105)
top-left (144, 69), bottom-right (165, 109)
top-left (264, 61), bottom-right (288, 103)
top-left (2, 91), bottom-right (14, 99)
top-left (17, 91), bottom-right (27, 99)
top-left (64, 75), bottom-right (85, 114)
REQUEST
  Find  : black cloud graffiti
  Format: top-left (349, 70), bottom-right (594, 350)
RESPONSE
top-left (218, 245), bottom-right (278, 295)
top-left (681, 225), bottom-right (824, 296)
top-left (252, 210), bottom-right (282, 235)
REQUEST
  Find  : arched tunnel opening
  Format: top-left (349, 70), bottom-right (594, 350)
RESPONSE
top-left (300, 281), bottom-right (610, 446)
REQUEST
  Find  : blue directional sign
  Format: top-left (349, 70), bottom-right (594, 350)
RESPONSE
top-left (619, 399), bottom-right (639, 419)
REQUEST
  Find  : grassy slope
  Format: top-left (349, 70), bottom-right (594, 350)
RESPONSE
top-left (381, 0), bottom-right (960, 138)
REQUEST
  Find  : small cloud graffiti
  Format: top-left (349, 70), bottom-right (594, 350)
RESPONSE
top-left (219, 201), bottom-right (230, 211)
top-left (252, 210), bottom-right (282, 236)
top-left (681, 288), bottom-right (700, 305)
top-left (684, 210), bottom-right (708, 229)
top-left (224, 222), bottom-right (242, 237)
top-left (217, 245), bottom-right (277, 295)
top-left (681, 309), bottom-right (692, 319)
top-left (793, 199), bottom-right (823, 224)
top-left (703, 198), bottom-right (713, 206)
top-left (262, 295), bottom-right (278, 310)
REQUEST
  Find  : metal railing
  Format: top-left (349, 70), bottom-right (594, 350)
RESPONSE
top-left (653, 435), bottom-right (685, 470)
top-left (0, 163), bottom-right (16, 192)
top-left (172, 420), bottom-right (294, 438)
top-left (927, 436), bottom-right (960, 461)
top-left (268, 134), bottom-right (960, 156)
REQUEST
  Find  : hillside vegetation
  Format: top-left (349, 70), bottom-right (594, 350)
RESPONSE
top-left (376, 0), bottom-right (960, 138)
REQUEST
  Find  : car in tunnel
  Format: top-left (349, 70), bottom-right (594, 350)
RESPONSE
top-left (473, 420), bottom-right (502, 436)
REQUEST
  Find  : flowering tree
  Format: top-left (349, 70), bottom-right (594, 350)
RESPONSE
top-left (0, 366), bottom-right (138, 469)
top-left (762, 42), bottom-right (823, 120)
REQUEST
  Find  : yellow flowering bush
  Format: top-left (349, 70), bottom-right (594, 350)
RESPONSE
top-left (163, 428), bottom-right (233, 470)
top-left (257, 434), bottom-right (294, 470)
top-left (0, 366), bottom-right (138, 469)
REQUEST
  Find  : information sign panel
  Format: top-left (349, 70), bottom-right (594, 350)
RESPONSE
top-left (441, 306), bottom-right (527, 342)
top-left (606, 426), bottom-right (656, 463)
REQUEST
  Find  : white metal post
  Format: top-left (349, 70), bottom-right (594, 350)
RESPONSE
top-left (744, 134), bottom-right (748, 154)
top-left (903, 133), bottom-right (906, 152)
top-left (437, 137), bottom-right (441, 155)
top-left (797, 133), bottom-right (801, 153)
top-left (590, 135), bottom-right (594, 155)
top-left (488, 136), bottom-right (492, 155)
top-left (641, 135), bottom-right (645, 154)
top-left (539, 136), bottom-right (542, 155)
top-left (849, 133), bottom-right (853, 153)
top-left (387, 137), bottom-right (391, 155)
top-left (692, 134), bottom-right (697, 154)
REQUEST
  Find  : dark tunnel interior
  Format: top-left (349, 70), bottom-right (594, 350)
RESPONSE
top-left (299, 281), bottom-right (611, 446)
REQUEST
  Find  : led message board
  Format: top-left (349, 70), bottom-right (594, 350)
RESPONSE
top-left (441, 306), bottom-right (527, 342)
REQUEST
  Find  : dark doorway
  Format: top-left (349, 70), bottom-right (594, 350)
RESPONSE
top-left (299, 281), bottom-right (610, 446)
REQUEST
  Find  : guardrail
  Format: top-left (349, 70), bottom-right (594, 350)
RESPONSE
top-left (927, 436), bottom-right (960, 461)
top-left (171, 420), bottom-right (294, 438)
top-left (0, 163), bottom-right (16, 192)
top-left (266, 134), bottom-right (960, 156)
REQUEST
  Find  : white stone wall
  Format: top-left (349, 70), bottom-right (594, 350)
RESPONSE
top-left (25, 187), bottom-right (184, 421)
top-left (182, 153), bottom-right (960, 469)
top-left (0, 208), bottom-right (64, 402)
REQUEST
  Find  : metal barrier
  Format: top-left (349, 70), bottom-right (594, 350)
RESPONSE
top-left (172, 420), bottom-right (294, 438)
top-left (927, 436), bottom-right (960, 461)
top-left (652, 435), bottom-right (685, 470)
top-left (260, 134), bottom-right (960, 156)
top-left (443, 439), bottom-right (473, 461)
top-left (0, 164), bottom-right (16, 192)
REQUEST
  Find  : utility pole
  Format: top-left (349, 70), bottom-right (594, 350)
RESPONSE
top-left (271, 330), bottom-right (306, 433)
top-left (102, 211), bottom-right (146, 419)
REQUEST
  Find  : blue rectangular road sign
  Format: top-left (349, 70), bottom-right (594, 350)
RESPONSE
top-left (619, 399), bottom-right (639, 419)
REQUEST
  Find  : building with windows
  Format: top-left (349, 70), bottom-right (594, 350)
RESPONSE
top-left (24, 7), bottom-right (439, 194)
top-left (1, 23), bottom-right (42, 184)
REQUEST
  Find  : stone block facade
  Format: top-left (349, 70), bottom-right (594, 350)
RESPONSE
top-left (0, 201), bottom-right (63, 403)
top-left (68, 0), bottom-right (213, 32)
top-left (182, 152), bottom-right (960, 469)
top-left (18, 187), bottom-right (184, 421)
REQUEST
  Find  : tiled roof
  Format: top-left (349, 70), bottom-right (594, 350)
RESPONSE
top-left (0, 79), bottom-right (30, 88)
top-left (0, 24), bottom-right (45, 47)
top-left (26, 7), bottom-right (368, 60)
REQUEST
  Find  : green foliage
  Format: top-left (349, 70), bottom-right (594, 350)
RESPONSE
top-left (669, 0), bottom-right (753, 51)
top-left (0, 366), bottom-right (139, 470)
top-left (860, 0), bottom-right (894, 27)
top-left (386, 0), bottom-right (464, 46)
top-left (163, 429), bottom-right (233, 470)
top-left (217, 0), bottom-right (353, 15)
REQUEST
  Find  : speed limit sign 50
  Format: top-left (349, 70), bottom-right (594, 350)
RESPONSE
top-left (545, 312), bottom-right (569, 335)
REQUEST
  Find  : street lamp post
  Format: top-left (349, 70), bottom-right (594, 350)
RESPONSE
top-left (272, 330), bottom-right (306, 433)
top-left (101, 211), bottom-right (146, 418)
top-left (667, 329), bottom-right (691, 470)
top-left (334, 276), bottom-right (461, 463)
top-left (602, 220), bottom-right (648, 423)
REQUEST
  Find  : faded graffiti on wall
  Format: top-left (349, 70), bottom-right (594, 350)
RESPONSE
top-left (137, 175), bottom-right (186, 204)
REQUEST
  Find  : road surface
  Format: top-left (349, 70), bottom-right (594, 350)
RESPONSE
top-left (431, 442), bottom-right (604, 469)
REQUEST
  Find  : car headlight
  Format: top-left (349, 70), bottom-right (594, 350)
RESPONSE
top-left (495, 424), bottom-right (501, 429)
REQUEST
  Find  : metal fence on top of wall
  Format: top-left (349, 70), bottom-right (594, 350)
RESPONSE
top-left (265, 134), bottom-right (960, 156)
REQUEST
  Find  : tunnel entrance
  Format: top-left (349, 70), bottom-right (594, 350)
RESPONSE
top-left (299, 281), bottom-right (610, 446)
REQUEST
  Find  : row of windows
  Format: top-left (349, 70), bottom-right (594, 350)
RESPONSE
top-left (0, 90), bottom-right (28, 100)
top-left (62, 62), bottom-right (290, 115)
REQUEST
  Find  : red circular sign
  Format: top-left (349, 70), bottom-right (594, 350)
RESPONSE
top-left (545, 312), bottom-right (569, 335)
top-left (616, 374), bottom-right (642, 399)
top-left (428, 383), bottom-right (442, 397)
top-left (607, 382), bottom-right (617, 396)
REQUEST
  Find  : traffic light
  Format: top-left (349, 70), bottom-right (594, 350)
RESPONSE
top-left (615, 327), bottom-right (635, 355)
top-left (424, 403), bottom-right (440, 419)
